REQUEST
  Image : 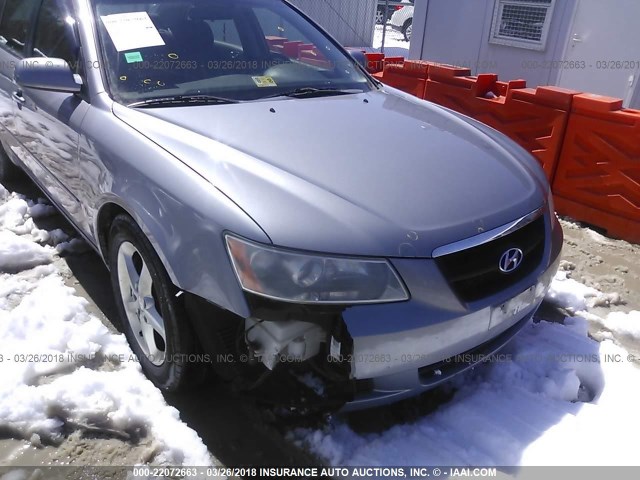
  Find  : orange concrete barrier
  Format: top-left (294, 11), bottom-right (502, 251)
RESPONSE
top-left (282, 41), bottom-right (303, 58)
top-left (364, 52), bottom-right (385, 73)
top-left (424, 65), bottom-right (580, 180)
top-left (399, 60), bottom-right (431, 79)
top-left (265, 36), bottom-right (287, 51)
top-left (296, 43), bottom-right (315, 57)
top-left (383, 56), bottom-right (405, 66)
top-left (299, 47), bottom-right (332, 69)
top-left (378, 60), bottom-right (434, 99)
top-left (381, 65), bottom-right (426, 98)
top-left (552, 94), bottom-right (640, 242)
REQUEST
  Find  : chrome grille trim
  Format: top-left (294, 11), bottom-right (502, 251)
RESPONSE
top-left (432, 207), bottom-right (545, 258)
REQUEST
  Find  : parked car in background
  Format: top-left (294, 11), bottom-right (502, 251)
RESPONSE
top-left (376, 0), bottom-right (411, 25)
top-left (0, 0), bottom-right (562, 412)
top-left (390, 0), bottom-right (414, 41)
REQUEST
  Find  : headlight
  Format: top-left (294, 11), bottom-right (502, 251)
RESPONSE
top-left (225, 235), bottom-right (409, 304)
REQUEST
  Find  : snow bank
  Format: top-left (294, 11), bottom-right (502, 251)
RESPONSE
top-left (545, 270), bottom-right (601, 312)
top-left (0, 231), bottom-right (53, 273)
top-left (292, 273), bottom-right (640, 467)
top-left (0, 184), bottom-right (212, 466)
top-left (598, 310), bottom-right (640, 340)
top-left (372, 24), bottom-right (410, 52)
top-left (549, 268), bottom-right (640, 339)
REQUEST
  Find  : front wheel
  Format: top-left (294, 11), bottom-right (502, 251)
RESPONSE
top-left (108, 214), bottom-right (198, 391)
top-left (403, 20), bottom-right (413, 42)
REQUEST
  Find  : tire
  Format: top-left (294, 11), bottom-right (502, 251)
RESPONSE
top-left (403, 19), bottom-right (413, 42)
top-left (0, 145), bottom-right (23, 183)
top-left (108, 214), bottom-right (198, 392)
top-left (375, 9), bottom-right (384, 24)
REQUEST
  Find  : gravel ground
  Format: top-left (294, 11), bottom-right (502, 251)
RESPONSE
top-left (557, 217), bottom-right (640, 361)
top-left (559, 218), bottom-right (640, 313)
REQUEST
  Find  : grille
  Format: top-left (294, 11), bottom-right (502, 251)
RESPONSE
top-left (436, 216), bottom-right (545, 303)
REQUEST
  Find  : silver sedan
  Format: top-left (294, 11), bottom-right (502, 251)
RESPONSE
top-left (0, 0), bottom-right (562, 411)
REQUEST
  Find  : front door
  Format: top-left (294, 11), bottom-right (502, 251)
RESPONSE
top-left (13, 0), bottom-right (91, 233)
top-left (0, 0), bottom-right (40, 166)
top-left (557, 0), bottom-right (640, 106)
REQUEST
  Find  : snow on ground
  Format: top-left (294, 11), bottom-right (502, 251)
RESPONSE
top-left (0, 183), bottom-right (212, 466)
top-left (372, 24), bottom-right (410, 54)
top-left (291, 260), bottom-right (640, 468)
top-left (544, 270), bottom-right (601, 312)
top-left (4, 174), bottom-right (640, 471)
top-left (595, 310), bottom-right (640, 341)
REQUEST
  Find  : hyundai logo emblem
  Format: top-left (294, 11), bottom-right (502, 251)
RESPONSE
top-left (499, 248), bottom-right (524, 273)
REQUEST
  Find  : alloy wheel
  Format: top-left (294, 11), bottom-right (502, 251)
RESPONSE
top-left (117, 241), bottom-right (166, 366)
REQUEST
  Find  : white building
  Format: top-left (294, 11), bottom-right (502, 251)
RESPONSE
top-left (409, 0), bottom-right (640, 108)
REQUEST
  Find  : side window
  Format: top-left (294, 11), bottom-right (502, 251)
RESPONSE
top-left (206, 19), bottom-right (241, 48)
top-left (254, 7), bottom-right (306, 47)
top-left (32, 0), bottom-right (79, 67)
top-left (0, 0), bottom-right (40, 56)
top-left (253, 7), bottom-right (332, 68)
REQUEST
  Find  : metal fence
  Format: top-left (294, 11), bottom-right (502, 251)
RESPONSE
top-left (289, 0), bottom-right (412, 55)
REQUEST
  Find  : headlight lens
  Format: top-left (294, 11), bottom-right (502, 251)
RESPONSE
top-left (225, 235), bottom-right (409, 304)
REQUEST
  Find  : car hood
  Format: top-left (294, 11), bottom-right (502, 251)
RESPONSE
top-left (112, 89), bottom-right (547, 257)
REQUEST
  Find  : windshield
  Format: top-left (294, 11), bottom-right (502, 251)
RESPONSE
top-left (93, 0), bottom-right (372, 105)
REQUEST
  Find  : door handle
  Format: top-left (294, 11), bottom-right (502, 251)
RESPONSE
top-left (572, 34), bottom-right (583, 43)
top-left (12, 90), bottom-right (26, 106)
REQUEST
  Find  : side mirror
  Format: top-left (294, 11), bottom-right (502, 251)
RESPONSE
top-left (345, 48), bottom-right (367, 70)
top-left (15, 58), bottom-right (82, 94)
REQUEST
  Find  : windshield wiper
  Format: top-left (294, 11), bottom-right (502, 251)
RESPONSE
top-left (261, 87), bottom-right (360, 100)
top-left (127, 94), bottom-right (238, 108)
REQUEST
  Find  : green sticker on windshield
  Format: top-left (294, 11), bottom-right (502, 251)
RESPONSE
top-left (124, 51), bottom-right (143, 63)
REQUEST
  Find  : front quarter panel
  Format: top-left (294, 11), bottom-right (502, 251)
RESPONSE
top-left (79, 97), bottom-right (269, 318)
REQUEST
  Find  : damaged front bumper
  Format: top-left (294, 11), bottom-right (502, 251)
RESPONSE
top-left (189, 213), bottom-right (563, 412)
top-left (339, 215), bottom-right (562, 410)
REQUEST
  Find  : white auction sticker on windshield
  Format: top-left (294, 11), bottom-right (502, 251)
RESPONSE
top-left (100, 12), bottom-right (165, 52)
